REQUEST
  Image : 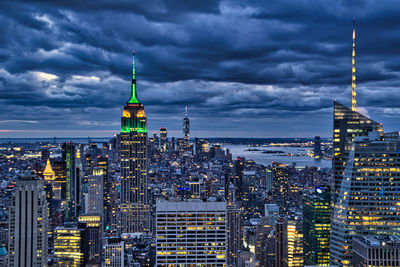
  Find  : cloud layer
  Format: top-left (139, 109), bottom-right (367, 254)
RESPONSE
top-left (1, 0), bottom-right (400, 138)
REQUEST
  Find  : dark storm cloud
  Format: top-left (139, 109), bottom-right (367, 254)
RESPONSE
top-left (1, 0), bottom-right (400, 137)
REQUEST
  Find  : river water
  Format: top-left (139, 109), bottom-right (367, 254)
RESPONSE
top-left (222, 144), bottom-right (331, 169)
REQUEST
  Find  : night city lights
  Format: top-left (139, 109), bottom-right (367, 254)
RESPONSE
top-left (1, 1), bottom-right (400, 267)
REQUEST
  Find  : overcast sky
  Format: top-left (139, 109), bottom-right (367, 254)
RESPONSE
top-left (1, 0), bottom-right (400, 138)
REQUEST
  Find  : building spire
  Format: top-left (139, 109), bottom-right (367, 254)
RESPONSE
top-left (185, 105), bottom-right (188, 117)
top-left (128, 50), bottom-right (140, 104)
top-left (352, 18), bottom-right (356, 111)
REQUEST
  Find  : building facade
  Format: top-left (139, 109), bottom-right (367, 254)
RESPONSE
top-left (156, 199), bottom-right (227, 266)
top-left (8, 175), bottom-right (48, 267)
top-left (331, 129), bottom-right (400, 266)
top-left (303, 187), bottom-right (330, 265)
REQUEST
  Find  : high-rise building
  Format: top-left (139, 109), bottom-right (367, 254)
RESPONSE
top-left (8, 175), bottom-right (48, 267)
top-left (330, 20), bottom-right (388, 267)
top-left (227, 203), bottom-right (242, 266)
top-left (303, 187), bottom-right (330, 265)
top-left (97, 156), bottom-right (111, 229)
top-left (120, 51), bottom-right (150, 234)
top-left (234, 157), bottom-right (244, 202)
top-left (273, 163), bottom-right (294, 213)
top-left (53, 159), bottom-right (66, 201)
top-left (54, 223), bottom-right (89, 266)
top-left (275, 216), bottom-right (285, 267)
top-left (85, 167), bottom-right (104, 215)
top-left (265, 169), bottom-right (273, 191)
top-left (62, 141), bottom-right (78, 222)
top-left (284, 215), bottom-right (304, 267)
top-left (159, 127), bottom-right (168, 153)
top-left (155, 199), bottom-right (227, 266)
top-left (330, 131), bottom-right (400, 266)
top-left (78, 215), bottom-right (102, 262)
top-left (104, 237), bottom-right (124, 267)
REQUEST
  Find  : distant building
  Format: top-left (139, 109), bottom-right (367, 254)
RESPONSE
top-left (313, 136), bottom-right (322, 159)
top-left (104, 237), bottom-right (124, 267)
top-left (8, 175), bottom-right (48, 267)
top-left (183, 105), bottom-right (190, 143)
top-left (234, 158), bottom-right (244, 202)
top-left (156, 199), bottom-right (227, 266)
top-left (265, 169), bottom-right (273, 191)
top-left (353, 236), bottom-right (400, 267)
top-left (159, 127), bottom-right (168, 153)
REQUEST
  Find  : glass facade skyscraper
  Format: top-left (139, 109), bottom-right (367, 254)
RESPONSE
top-left (330, 101), bottom-right (400, 266)
top-left (303, 187), bottom-right (330, 265)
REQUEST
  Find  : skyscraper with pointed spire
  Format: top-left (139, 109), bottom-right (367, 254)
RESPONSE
top-left (329, 20), bottom-right (400, 267)
top-left (183, 105), bottom-right (190, 143)
top-left (119, 51), bottom-right (150, 234)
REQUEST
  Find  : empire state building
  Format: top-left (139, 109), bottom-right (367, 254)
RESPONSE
top-left (119, 51), bottom-right (150, 234)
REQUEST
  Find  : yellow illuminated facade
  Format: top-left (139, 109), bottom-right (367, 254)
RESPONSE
top-left (156, 200), bottom-right (227, 266)
top-left (331, 103), bottom-right (400, 267)
top-left (54, 226), bottom-right (87, 267)
top-left (285, 217), bottom-right (304, 267)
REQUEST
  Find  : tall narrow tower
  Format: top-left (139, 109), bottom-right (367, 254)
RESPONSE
top-left (183, 105), bottom-right (190, 142)
top-left (62, 141), bottom-right (77, 222)
top-left (8, 175), bottom-right (48, 267)
top-left (119, 51), bottom-right (150, 234)
top-left (351, 18), bottom-right (356, 111)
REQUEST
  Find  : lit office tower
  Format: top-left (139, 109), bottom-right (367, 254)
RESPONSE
top-left (159, 127), bottom-right (168, 153)
top-left (156, 199), bottom-right (227, 266)
top-left (183, 105), bottom-right (190, 143)
top-left (8, 175), bottom-right (48, 267)
top-left (120, 51), bottom-right (150, 234)
top-left (330, 130), bottom-right (400, 266)
top-left (273, 163), bottom-right (294, 213)
top-left (54, 224), bottom-right (89, 266)
top-left (97, 156), bottom-right (111, 229)
top-left (53, 159), bottom-right (66, 201)
top-left (303, 187), bottom-right (330, 265)
top-left (78, 215), bottom-right (102, 262)
top-left (284, 215), bottom-right (304, 267)
top-left (62, 141), bottom-right (78, 222)
top-left (85, 167), bottom-right (104, 215)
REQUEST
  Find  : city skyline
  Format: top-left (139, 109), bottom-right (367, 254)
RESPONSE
top-left (1, 1), bottom-right (400, 138)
